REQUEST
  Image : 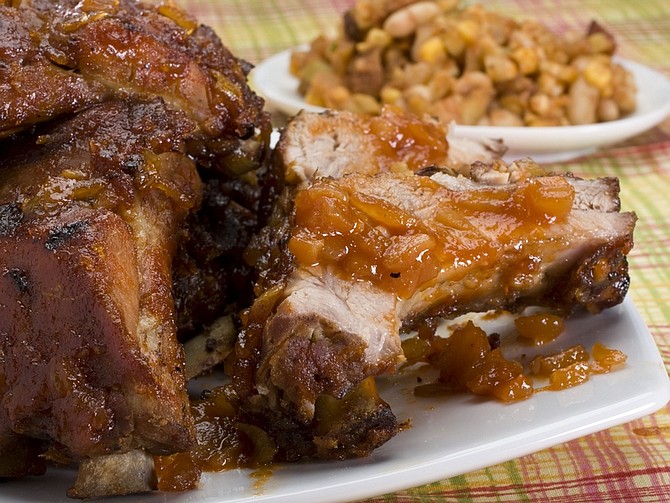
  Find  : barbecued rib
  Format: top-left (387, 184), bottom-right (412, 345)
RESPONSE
top-left (0, 0), bottom-right (274, 491)
top-left (239, 112), bottom-right (636, 459)
top-left (0, 99), bottom-right (200, 475)
top-left (0, 0), bottom-right (271, 174)
top-left (0, 0), bottom-right (272, 343)
top-left (249, 170), bottom-right (634, 414)
top-left (273, 107), bottom-right (505, 186)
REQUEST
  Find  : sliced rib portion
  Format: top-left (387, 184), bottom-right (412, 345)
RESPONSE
top-left (273, 107), bottom-right (505, 186)
top-left (240, 161), bottom-right (636, 459)
top-left (273, 171), bottom-right (634, 403)
top-left (0, 99), bottom-right (199, 473)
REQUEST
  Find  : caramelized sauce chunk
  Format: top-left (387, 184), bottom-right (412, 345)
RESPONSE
top-left (516, 312), bottom-right (566, 346)
top-left (365, 107), bottom-right (451, 173)
top-left (590, 342), bottom-right (627, 373)
top-left (409, 321), bottom-right (533, 402)
top-left (408, 321), bottom-right (626, 403)
top-left (290, 174), bottom-right (575, 299)
top-left (534, 342), bottom-right (626, 391)
top-left (530, 344), bottom-right (589, 377)
top-left (433, 321), bottom-right (491, 388)
top-left (154, 387), bottom-right (276, 492)
top-left (465, 348), bottom-right (534, 402)
top-left (545, 361), bottom-right (591, 390)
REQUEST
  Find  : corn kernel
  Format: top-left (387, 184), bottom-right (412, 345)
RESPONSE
top-left (380, 85), bottom-right (403, 105)
top-left (584, 58), bottom-right (612, 91)
top-left (417, 36), bottom-right (447, 64)
top-left (537, 72), bottom-right (563, 96)
top-left (529, 93), bottom-right (551, 115)
top-left (457, 19), bottom-right (480, 44)
top-left (324, 85), bottom-right (351, 109)
top-left (588, 32), bottom-right (614, 54)
top-left (442, 29), bottom-right (465, 57)
top-left (351, 93), bottom-right (382, 115)
top-left (510, 46), bottom-right (539, 75)
top-left (357, 28), bottom-right (392, 52)
top-left (437, 0), bottom-right (459, 12)
top-left (597, 98), bottom-right (620, 121)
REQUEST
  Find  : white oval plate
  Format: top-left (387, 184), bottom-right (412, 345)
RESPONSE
top-left (251, 49), bottom-right (670, 163)
top-left (3, 298), bottom-right (669, 502)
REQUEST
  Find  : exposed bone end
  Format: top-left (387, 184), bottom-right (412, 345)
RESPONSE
top-left (67, 451), bottom-right (157, 499)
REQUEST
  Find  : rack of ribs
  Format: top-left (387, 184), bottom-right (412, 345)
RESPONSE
top-left (0, 0), bottom-right (271, 496)
top-left (235, 109), bottom-right (636, 461)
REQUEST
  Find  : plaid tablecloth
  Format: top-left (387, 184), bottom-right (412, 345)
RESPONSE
top-left (179, 0), bottom-right (670, 501)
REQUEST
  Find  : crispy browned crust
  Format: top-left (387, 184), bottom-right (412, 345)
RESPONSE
top-left (242, 378), bottom-right (398, 462)
top-left (0, 0), bottom-right (271, 173)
